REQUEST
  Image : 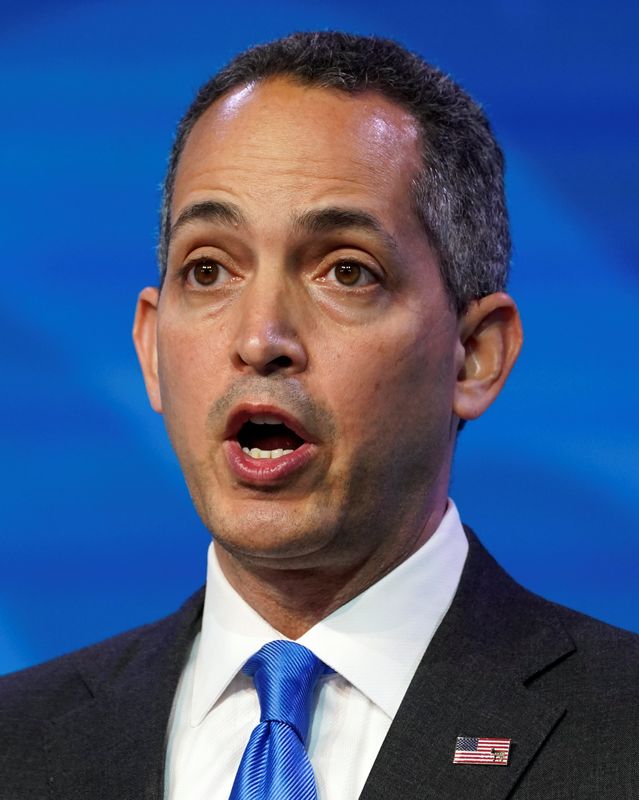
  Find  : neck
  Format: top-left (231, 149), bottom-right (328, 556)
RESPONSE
top-left (214, 499), bottom-right (448, 639)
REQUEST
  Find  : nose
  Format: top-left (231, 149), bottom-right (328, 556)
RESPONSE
top-left (232, 275), bottom-right (308, 376)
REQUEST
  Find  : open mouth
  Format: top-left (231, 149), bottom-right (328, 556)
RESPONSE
top-left (236, 414), bottom-right (306, 460)
top-left (224, 406), bottom-right (317, 483)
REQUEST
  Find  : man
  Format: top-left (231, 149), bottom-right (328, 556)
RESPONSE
top-left (1, 31), bottom-right (637, 800)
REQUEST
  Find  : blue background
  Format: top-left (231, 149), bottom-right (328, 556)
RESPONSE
top-left (1, 0), bottom-right (637, 674)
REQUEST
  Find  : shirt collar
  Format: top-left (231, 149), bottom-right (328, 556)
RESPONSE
top-left (191, 500), bottom-right (468, 726)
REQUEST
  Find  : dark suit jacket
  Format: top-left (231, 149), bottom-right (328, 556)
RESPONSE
top-left (1, 530), bottom-right (638, 799)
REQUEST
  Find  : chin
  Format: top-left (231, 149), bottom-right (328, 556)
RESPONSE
top-left (207, 501), bottom-right (338, 565)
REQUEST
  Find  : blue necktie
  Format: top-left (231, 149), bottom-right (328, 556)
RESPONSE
top-left (229, 640), bottom-right (327, 800)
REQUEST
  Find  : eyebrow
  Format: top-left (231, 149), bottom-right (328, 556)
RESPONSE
top-left (293, 206), bottom-right (400, 254)
top-left (169, 200), bottom-right (247, 240)
top-left (169, 200), bottom-right (399, 255)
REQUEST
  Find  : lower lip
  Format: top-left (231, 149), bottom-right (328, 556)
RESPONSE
top-left (223, 440), bottom-right (316, 485)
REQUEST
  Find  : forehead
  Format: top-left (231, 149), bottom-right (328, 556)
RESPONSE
top-left (172, 77), bottom-right (422, 220)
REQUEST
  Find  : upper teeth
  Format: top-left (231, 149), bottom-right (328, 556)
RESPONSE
top-left (249, 415), bottom-right (283, 425)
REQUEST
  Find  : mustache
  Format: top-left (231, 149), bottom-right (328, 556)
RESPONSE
top-left (206, 375), bottom-right (336, 441)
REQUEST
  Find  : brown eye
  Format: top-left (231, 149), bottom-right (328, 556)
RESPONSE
top-left (334, 262), bottom-right (362, 286)
top-left (192, 260), bottom-right (219, 285)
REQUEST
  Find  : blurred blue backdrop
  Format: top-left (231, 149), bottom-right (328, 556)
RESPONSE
top-left (1, 0), bottom-right (637, 674)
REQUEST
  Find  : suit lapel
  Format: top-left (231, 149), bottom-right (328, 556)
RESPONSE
top-left (45, 588), bottom-right (204, 800)
top-left (41, 531), bottom-right (576, 800)
top-left (359, 530), bottom-right (574, 800)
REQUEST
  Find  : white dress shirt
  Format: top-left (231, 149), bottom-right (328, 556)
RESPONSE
top-left (164, 500), bottom-right (468, 800)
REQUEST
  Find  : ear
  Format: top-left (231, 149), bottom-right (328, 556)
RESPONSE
top-left (453, 292), bottom-right (523, 422)
top-left (132, 286), bottom-right (162, 413)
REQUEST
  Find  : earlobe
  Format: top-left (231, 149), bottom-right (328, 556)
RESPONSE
top-left (453, 292), bottom-right (523, 422)
top-left (132, 287), bottom-right (162, 413)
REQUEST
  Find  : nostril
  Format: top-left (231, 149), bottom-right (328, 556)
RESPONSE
top-left (235, 330), bottom-right (307, 375)
top-left (265, 355), bottom-right (293, 372)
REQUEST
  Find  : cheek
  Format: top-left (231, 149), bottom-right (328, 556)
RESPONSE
top-left (322, 320), bottom-right (456, 441)
top-left (156, 320), bottom-right (224, 441)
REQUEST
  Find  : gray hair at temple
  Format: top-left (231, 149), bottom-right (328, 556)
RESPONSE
top-left (158, 31), bottom-right (510, 315)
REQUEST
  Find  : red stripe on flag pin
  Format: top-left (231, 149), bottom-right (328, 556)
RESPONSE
top-left (453, 736), bottom-right (511, 765)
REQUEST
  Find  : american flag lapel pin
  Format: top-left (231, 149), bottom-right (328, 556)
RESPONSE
top-left (453, 736), bottom-right (511, 765)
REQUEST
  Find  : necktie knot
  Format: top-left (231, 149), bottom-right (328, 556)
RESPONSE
top-left (230, 640), bottom-right (330, 799)
top-left (242, 640), bottom-right (326, 745)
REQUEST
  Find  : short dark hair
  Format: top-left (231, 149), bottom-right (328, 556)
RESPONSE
top-left (158, 31), bottom-right (510, 314)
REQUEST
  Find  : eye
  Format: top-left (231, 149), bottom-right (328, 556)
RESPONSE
top-left (327, 260), bottom-right (377, 287)
top-left (184, 257), bottom-right (233, 288)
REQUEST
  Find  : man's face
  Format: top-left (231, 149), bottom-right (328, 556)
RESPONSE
top-left (140, 78), bottom-right (465, 575)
